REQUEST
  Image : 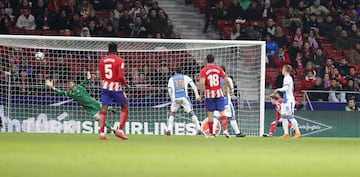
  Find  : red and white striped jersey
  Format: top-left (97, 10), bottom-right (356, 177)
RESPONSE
top-left (99, 54), bottom-right (128, 91)
top-left (200, 64), bottom-right (227, 98)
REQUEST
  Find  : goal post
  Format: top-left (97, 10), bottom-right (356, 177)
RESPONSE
top-left (0, 35), bottom-right (265, 136)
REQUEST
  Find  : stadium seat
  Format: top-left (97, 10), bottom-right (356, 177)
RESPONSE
top-left (217, 20), bottom-right (234, 35)
top-left (8, 27), bottom-right (25, 35)
top-left (265, 68), bottom-right (280, 87)
top-left (294, 92), bottom-right (304, 102)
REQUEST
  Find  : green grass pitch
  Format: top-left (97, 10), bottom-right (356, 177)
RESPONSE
top-left (0, 134), bottom-right (359, 177)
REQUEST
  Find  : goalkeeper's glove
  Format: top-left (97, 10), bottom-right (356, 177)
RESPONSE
top-left (45, 80), bottom-right (55, 90)
top-left (86, 72), bottom-right (91, 80)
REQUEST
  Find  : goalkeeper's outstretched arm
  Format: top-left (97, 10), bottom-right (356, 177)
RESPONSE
top-left (79, 72), bottom-right (91, 87)
top-left (45, 80), bottom-right (69, 96)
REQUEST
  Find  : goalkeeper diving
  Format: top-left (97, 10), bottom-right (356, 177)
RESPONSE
top-left (45, 72), bottom-right (116, 133)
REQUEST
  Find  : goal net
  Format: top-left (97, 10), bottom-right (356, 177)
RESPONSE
top-left (0, 35), bottom-right (265, 136)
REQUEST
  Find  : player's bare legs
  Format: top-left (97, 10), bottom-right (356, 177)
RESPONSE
top-left (207, 111), bottom-right (215, 137)
top-left (219, 110), bottom-right (230, 138)
top-left (99, 105), bottom-right (109, 140)
top-left (114, 103), bottom-right (129, 140)
top-left (167, 112), bottom-right (176, 136)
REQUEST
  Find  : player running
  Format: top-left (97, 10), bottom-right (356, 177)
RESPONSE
top-left (198, 54), bottom-right (233, 138)
top-left (45, 72), bottom-right (116, 133)
top-left (263, 93), bottom-right (293, 137)
top-left (98, 42), bottom-right (130, 140)
top-left (212, 65), bottom-right (245, 137)
top-left (274, 65), bottom-right (302, 138)
top-left (166, 67), bottom-right (202, 136)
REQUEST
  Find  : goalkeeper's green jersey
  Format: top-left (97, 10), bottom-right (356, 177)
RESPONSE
top-left (54, 78), bottom-right (102, 117)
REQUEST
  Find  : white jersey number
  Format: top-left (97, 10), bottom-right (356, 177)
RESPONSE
top-left (208, 74), bottom-right (219, 87)
top-left (105, 64), bottom-right (113, 79)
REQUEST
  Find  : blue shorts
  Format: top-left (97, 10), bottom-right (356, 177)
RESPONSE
top-left (101, 89), bottom-right (127, 106)
top-left (206, 97), bottom-right (225, 112)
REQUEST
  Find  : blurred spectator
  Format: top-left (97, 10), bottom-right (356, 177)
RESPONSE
top-left (328, 25), bottom-right (343, 43)
top-left (320, 15), bottom-right (336, 37)
top-left (118, 10), bottom-right (133, 32)
top-left (171, 31), bottom-right (181, 39)
top-left (203, 0), bottom-right (216, 33)
top-left (47, 0), bottom-right (66, 14)
top-left (308, 29), bottom-right (321, 49)
top-left (335, 30), bottom-right (354, 50)
top-left (288, 40), bottom-right (300, 68)
top-left (301, 41), bottom-right (313, 63)
top-left (31, 0), bottom-right (46, 29)
top-left (348, 67), bottom-right (358, 79)
top-left (87, 19), bottom-right (100, 36)
top-left (349, 41), bottom-right (360, 64)
top-left (158, 9), bottom-right (168, 27)
top-left (293, 27), bottom-right (304, 48)
top-left (163, 19), bottom-right (174, 38)
top-left (80, 26), bottom-right (91, 37)
top-left (308, 76), bottom-right (328, 101)
top-left (323, 73), bottom-right (331, 89)
top-left (345, 98), bottom-right (360, 111)
top-left (265, 33), bottom-right (278, 67)
top-left (349, 9), bottom-right (359, 24)
top-left (215, 1), bottom-right (227, 20)
top-left (341, 14), bottom-right (353, 33)
top-left (322, 58), bottom-right (335, 77)
top-left (230, 22), bottom-right (241, 40)
top-left (332, 67), bottom-right (348, 86)
top-left (128, 16), bottom-right (147, 37)
top-left (294, 0), bottom-right (307, 17)
top-left (130, 1), bottom-right (145, 20)
top-left (338, 58), bottom-right (350, 76)
top-left (146, 9), bottom-right (161, 35)
top-left (16, 7), bottom-right (36, 30)
top-left (71, 12), bottom-right (82, 31)
top-left (102, 23), bottom-right (116, 37)
top-left (85, 10), bottom-right (100, 28)
top-left (343, 79), bottom-right (359, 101)
top-left (227, 0), bottom-right (244, 20)
top-left (139, 7), bottom-right (148, 22)
top-left (53, 9), bottom-right (72, 30)
top-left (301, 70), bottom-right (316, 90)
top-left (63, 28), bottom-right (72, 36)
top-left (263, 18), bottom-right (277, 37)
top-left (289, 16), bottom-right (303, 35)
top-left (348, 24), bottom-right (358, 38)
top-left (303, 13), bottom-right (320, 34)
top-left (308, 48), bottom-right (326, 75)
top-left (245, 1), bottom-right (261, 20)
top-left (273, 47), bottom-right (290, 68)
top-left (282, 7), bottom-right (296, 29)
top-left (114, 2), bottom-right (124, 19)
top-left (309, 0), bottom-right (329, 23)
top-left (64, 0), bottom-right (76, 14)
top-left (273, 27), bottom-right (288, 49)
top-left (238, 0), bottom-right (251, 11)
top-left (102, 10), bottom-right (119, 33)
top-left (328, 78), bottom-right (346, 102)
top-left (261, 0), bottom-right (275, 20)
top-left (78, 0), bottom-right (94, 19)
top-left (246, 21), bottom-right (262, 40)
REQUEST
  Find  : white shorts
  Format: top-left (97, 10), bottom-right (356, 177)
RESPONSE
top-left (213, 103), bottom-right (234, 118)
top-left (170, 97), bottom-right (193, 113)
top-left (280, 101), bottom-right (295, 116)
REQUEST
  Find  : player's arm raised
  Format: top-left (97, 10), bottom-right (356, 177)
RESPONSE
top-left (45, 80), bottom-right (68, 96)
top-left (79, 72), bottom-right (91, 87)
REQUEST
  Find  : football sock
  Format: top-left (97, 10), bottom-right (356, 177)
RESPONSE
top-left (167, 114), bottom-right (175, 133)
top-left (269, 123), bottom-right (276, 134)
top-left (191, 114), bottom-right (201, 131)
top-left (289, 118), bottom-right (300, 134)
top-left (119, 109), bottom-right (129, 130)
top-left (99, 111), bottom-right (107, 134)
top-left (208, 121), bottom-right (214, 135)
top-left (220, 115), bottom-right (228, 131)
top-left (281, 117), bottom-right (289, 134)
top-left (230, 118), bottom-right (240, 134)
